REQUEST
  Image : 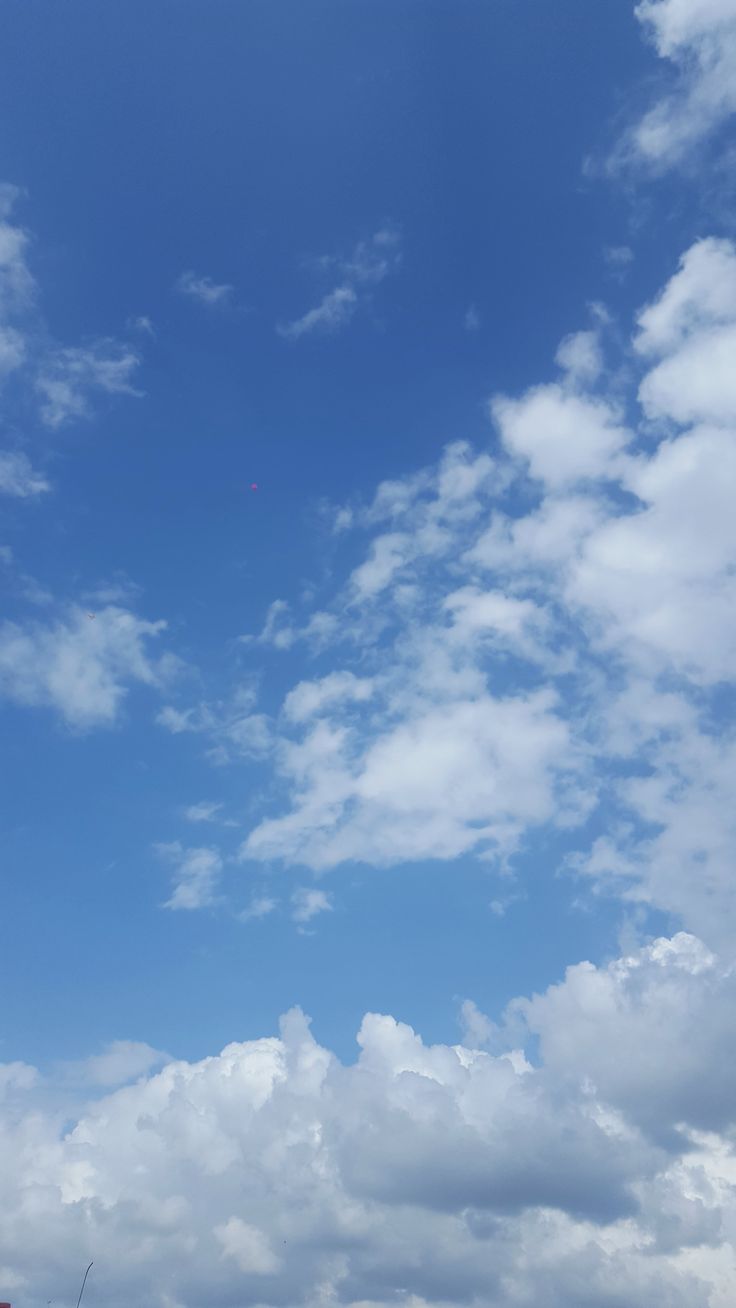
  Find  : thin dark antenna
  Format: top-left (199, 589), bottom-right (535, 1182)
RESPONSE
top-left (75, 1262), bottom-right (94, 1308)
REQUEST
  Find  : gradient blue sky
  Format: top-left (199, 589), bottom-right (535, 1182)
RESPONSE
top-left (3, 2), bottom-right (736, 1304)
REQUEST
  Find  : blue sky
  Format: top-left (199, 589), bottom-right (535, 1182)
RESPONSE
top-left (3, 2), bottom-right (736, 1305)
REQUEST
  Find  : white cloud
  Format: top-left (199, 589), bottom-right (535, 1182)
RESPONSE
top-left (0, 450), bottom-right (49, 498)
top-left (634, 238), bottom-right (736, 424)
top-left (2, 945), bottom-right (736, 1307)
top-left (62, 1040), bottom-right (168, 1088)
top-left (239, 893), bottom-right (278, 922)
top-left (0, 189), bottom-right (35, 315)
top-left (278, 229), bottom-right (401, 341)
top-left (228, 237), bottom-right (736, 947)
top-left (156, 687), bottom-right (271, 764)
top-left (184, 800), bottom-right (224, 823)
top-left (35, 343), bottom-right (142, 428)
top-left (278, 284), bottom-right (358, 340)
top-left (291, 887), bottom-right (333, 924)
top-left (555, 329), bottom-right (604, 384)
top-left (215, 1217), bottom-right (280, 1275)
top-left (176, 270), bottom-right (233, 306)
top-left (130, 314), bottom-right (155, 336)
top-left (491, 385), bottom-right (630, 488)
top-left (156, 841), bottom-right (223, 911)
top-left (0, 324), bottom-right (25, 374)
top-left (463, 304), bottom-right (481, 332)
top-left (283, 671), bottom-right (375, 723)
top-left (628, 0), bottom-right (736, 165)
top-left (0, 604), bottom-right (171, 728)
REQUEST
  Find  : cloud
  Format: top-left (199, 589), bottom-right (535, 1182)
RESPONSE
top-left (130, 314), bottom-right (156, 336)
top-left (1, 941), bottom-right (735, 1307)
top-left (0, 450), bottom-right (49, 498)
top-left (555, 329), bottom-right (604, 385)
top-left (60, 1040), bottom-right (169, 1088)
top-left (176, 270), bottom-right (233, 307)
top-left (156, 841), bottom-right (223, 911)
top-left (239, 893), bottom-right (278, 922)
top-left (227, 237), bottom-right (736, 948)
top-left (0, 186), bottom-right (35, 315)
top-left (156, 690), bottom-right (272, 765)
top-left (283, 671), bottom-right (375, 724)
top-left (0, 324), bottom-right (25, 374)
top-left (35, 342), bottom-right (142, 428)
top-left (625, 0), bottom-right (736, 166)
top-left (278, 228), bottom-right (401, 340)
top-left (463, 304), bottom-right (481, 332)
top-left (184, 800), bottom-right (224, 823)
top-left (0, 604), bottom-right (171, 728)
top-left (278, 284), bottom-right (358, 341)
top-left (0, 184), bottom-right (144, 442)
top-left (291, 887), bottom-right (333, 924)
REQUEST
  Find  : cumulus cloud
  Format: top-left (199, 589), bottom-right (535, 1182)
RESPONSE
top-left (0, 604), bottom-right (172, 728)
top-left (2, 939), bottom-right (735, 1307)
top-left (278, 228), bottom-right (401, 340)
top-left (627, 0), bottom-right (736, 166)
top-left (176, 270), bottom-right (233, 306)
top-left (230, 237), bottom-right (736, 948)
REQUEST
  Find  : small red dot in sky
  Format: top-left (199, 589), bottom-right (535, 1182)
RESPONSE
top-left (250, 483), bottom-right (258, 491)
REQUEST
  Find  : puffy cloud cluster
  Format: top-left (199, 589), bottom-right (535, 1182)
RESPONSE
top-left (2, 934), bottom-right (735, 1308)
top-left (234, 235), bottom-right (736, 950)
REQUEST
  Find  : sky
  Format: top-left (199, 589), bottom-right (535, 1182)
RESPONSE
top-left (2, 0), bottom-right (736, 1304)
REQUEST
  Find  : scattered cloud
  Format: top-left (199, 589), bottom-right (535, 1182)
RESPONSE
top-left (291, 887), bottom-right (333, 924)
top-left (227, 236), bottom-right (736, 951)
top-left (278, 227), bottom-right (401, 340)
top-left (239, 893), bottom-right (278, 922)
top-left (129, 314), bottom-right (155, 336)
top-left (278, 284), bottom-right (358, 341)
top-left (176, 270), bottom-right (233, 307)
top-left (35, 343), bottom-right (142, 428)
top-left (463, 304), bottom-right (481, 332)
top-left (0, 604), bottom-right (172, 728)
top-left (184, 800), bottom-right (224, 823)
top-left (0, 450), bottom-right (49, 498)
top-left (156, 841), bottom-right (223, 911)
top-left (156, 688), bottom-right (272, 765)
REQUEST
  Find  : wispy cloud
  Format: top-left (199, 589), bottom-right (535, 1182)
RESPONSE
top-left (277, 227), bottom-right (401, 340)
top-left (156, 841), bottom-right (223, 911)
top-left (291, 887), bottom-right (333, 924)
top-left (184, 800), bottom-right (224, 823)
top-left (35, 343), bottom-right (142, 428)
top-left (464, 304), bottom-right (481, 332)
top-left (0, 450), bottom-right (49, 498)
top-left (176, 270), bottom-right (233, 307)
top-left (239, 893), bottom-right (278, 922)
